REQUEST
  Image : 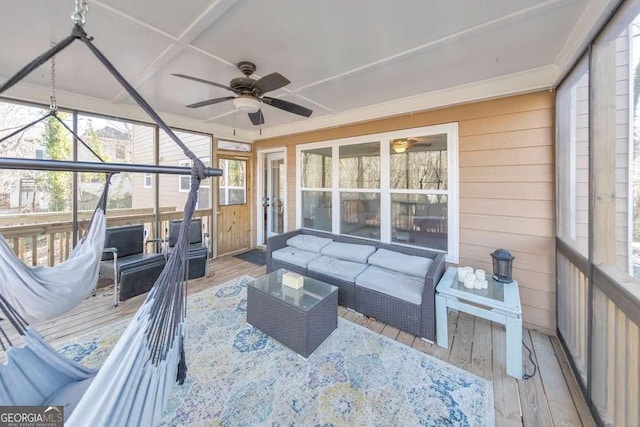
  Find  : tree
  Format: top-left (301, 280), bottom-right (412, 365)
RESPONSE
top-left (82, 119), bottom-right (110, 183)
top-left (0, 104), bottom-right (43, 200)
top-left (40, 115), bottom-right (72, 211)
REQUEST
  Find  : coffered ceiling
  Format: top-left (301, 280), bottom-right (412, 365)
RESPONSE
top-left (0, 0), bottom-right (618, 140)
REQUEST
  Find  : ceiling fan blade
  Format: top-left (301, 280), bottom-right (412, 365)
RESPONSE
top-left (173, 74), bottom-right (237, 93)
top-left (262, 96), bottom-right (312, 117)
top-left (252, 72), bottom-right (290, 94)
top-left (186, 96), bottom-right (235, 108)
top-left (248, 109), bottom-right (265, 126)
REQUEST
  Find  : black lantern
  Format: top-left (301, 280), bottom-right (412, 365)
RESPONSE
top-left (491, 249), bottom-right (514, 283)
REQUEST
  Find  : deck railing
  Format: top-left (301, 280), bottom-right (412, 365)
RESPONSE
top-left (557, 238), bottom-right (640, 426)
top-left (0, 207), bottom-right (212, 266)
top-left (556, 240), bottom-right (589, 385)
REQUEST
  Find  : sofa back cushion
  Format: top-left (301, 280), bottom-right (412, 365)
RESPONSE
top-left (286, 234), bottom-right (333, 253)
top-left (368, 248), bottom-right (433, 278)
top-left (320, 241), bottom-right (376, 264)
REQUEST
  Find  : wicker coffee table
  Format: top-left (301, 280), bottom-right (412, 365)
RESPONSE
top-left (247, 269), bottom-right (338, 358)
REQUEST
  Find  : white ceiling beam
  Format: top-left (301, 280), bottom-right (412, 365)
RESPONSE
top-left (91, 0), bottom-right (178, 40)
top-left (107, 0), bottom-right (240, 103)
top-left (290, 0), bottom-right (567, 95)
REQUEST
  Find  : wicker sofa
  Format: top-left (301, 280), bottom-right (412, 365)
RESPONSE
top-left (266, 228), bottom-right (446, 341)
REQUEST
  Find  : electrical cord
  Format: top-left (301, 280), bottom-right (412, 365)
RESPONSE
top-left (522, 340), bottom-right (538, 379)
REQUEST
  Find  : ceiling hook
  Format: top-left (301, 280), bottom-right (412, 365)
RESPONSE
top-left (71, 0), bottom-right (89, 27)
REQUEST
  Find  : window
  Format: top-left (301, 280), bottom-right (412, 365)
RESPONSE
top-left (297, 124), bottom-right (458, 261)
top-left (144, 173), bottom-right (152, 189)
top-left (77, 113), bottom-right (153, 211)
top-left (219, 159), bottom-right (247, 205)
top-left (300, 147), bottom-right (332, 232)
top-left (339, 142), bottom-right (380, 239)
top-left (178, 160), bottom-right (191, 192)
top-left (218, 140), bottom-right (251, 152)
top-left (390, 134), bottom-right (449, 251)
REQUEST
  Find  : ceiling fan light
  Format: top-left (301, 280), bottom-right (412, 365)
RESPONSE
top-left (233, 95), bottom-right (260, 113)
top-left (391, 139), bottom-right (410, 153)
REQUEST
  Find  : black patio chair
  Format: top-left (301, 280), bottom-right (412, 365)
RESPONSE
top-left (164, 218), bottom-right (209, 280)
top-left (99, 224), bottom-right (166, 305)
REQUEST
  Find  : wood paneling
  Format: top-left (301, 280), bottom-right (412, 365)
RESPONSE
top-left (217, 156), bottom-right (251, 256)
top-left (255, 91), bottom-right (556, 332)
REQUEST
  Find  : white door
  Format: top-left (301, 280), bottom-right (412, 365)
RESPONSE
top-left (265, 152), bottom-right (285, 238)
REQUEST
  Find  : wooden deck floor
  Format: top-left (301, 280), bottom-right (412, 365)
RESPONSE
top-left (3, 255), bottom-right (593, 426)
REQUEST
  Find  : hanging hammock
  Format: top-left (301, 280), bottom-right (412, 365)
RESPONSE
top-left (0, 178), bottom-right (109, 322)
top-left (0, 296), bottom-right (97, 411)
top-left (0, 2), bottom-right (220, 424)
top-left (0, 47), bottom-right (114, 322)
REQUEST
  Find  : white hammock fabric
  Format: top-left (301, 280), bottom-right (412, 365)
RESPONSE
top-left (0, 327), bottom-right (97, 410)
top-left (0, 208), bottom-right (106, 322)
top-left (68, 293), bottom-right (185, 426)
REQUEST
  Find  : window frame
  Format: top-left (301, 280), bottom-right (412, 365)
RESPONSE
top-left (178, 158), bottom-right (211, 196)
top-left (177, 160), bottom-right (191, 193)
top-left (296, 123), bottom-right (459, 263)
top-left (143, 173), bottom-right (152, 189)
top-left (218, 158), bottom-right (247, 206)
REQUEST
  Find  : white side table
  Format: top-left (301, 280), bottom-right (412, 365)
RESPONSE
top-left (435, 266), bottom-right (523, 378)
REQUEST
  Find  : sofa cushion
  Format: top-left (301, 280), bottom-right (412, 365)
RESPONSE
top-left (272, 246), bottom-right (322, 268)
top-left (356, 265), bottom-right (424, 305)
top-left (308, 255), bottom-right (369, 282)
top-left (320, 242), bottom-right (376, 264)
top-left (286, 234), bottom-right (333, 253)
top-left (368, 248), bottom-right (432, 278)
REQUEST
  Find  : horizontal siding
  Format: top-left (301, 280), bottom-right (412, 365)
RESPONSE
top-left (255, 91), bottom-right (556, 332)
top-left (158, 131), bottom-right (212, 211)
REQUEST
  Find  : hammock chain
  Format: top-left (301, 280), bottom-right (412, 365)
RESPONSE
top-left (49, 42), bottom-right (57, 113)
top-left (71, 0), bottom-right (89, 27)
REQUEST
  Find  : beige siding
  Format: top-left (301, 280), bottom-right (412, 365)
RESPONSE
top-left (254, 91), bottom-right (556, 333)
top-left (131, 125), bottom-right (155, 209)
top-left (157, 131), bottom-right (212, 212)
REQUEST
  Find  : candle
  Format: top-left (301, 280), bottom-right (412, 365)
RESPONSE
top-left (464, 276), bottom-right (475, 289)
top-left (475, 269), bottom-right (485, 280)
top-left (458, 268), bottom-right (467, 283)
top-left (474, 279), bottom-right (482, 289)
top-left (482, 279), bottom-right (488, 289)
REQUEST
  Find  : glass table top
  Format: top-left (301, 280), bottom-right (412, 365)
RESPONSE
top-left (437, 267), bottom-right (521, 315)
top-left (449, 275), bottom-right (505, 302)
top-left (249, 269), bottom-right (338, 312)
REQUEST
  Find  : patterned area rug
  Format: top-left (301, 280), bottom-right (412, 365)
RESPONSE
top-left (58, 277), bottom-right (494, 426)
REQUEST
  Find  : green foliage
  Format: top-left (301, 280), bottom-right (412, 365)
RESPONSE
top-left (39, 115), bottom-right (72, 211)
top-left (107, 193), bottom-right (132, 209)
top-left (82, 119), bottom-right (111, 183)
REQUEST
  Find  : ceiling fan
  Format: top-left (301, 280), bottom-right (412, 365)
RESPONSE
top-left (173, 61), bottom-right (313, 126)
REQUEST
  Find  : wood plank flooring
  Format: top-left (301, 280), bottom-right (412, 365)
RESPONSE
top-left (1, 255), bottom-right (593, 426)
